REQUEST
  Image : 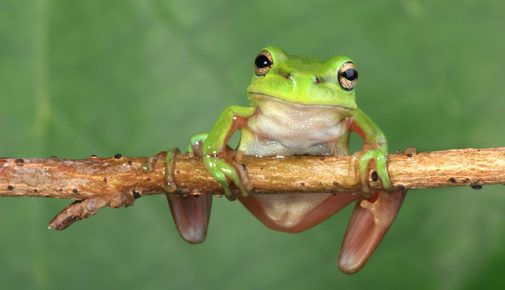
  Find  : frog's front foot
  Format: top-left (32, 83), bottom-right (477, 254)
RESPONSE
top-left (203, 156), bottom-right (250, 200)
top-left (357, 146), bottom-right (391, 194)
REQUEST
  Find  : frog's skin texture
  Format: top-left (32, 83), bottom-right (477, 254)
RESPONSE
top-left (167, 47), bottom-right (406, 274)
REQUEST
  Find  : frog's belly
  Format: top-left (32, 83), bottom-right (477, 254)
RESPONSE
top-left (240, 192), bottom-right (357, 233)
top-left (238, 98), bottom-right (356, 232)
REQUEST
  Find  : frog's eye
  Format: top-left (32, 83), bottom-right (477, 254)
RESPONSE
top-left (338, 62), bottom-right (358, 90)
top-left (254, 50), bottom-right (273, 76)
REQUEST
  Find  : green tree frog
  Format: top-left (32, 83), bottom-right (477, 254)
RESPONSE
top-left (166, 47), bottom-right (406, 274)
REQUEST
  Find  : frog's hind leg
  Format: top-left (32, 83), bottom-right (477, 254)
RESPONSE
top-left (337, 190), bottom-right (406, 274)
top-left (166, 193), bottom-right (212, 244)
top-left (165, 136), bottom-right (213, 244)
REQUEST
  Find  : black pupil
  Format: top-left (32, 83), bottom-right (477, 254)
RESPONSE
top-left (255, 54), bottom-right (272, 68)
top-left (343, 68), bottom-right (358, 81)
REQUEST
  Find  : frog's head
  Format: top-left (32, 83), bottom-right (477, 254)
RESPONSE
top-left (247, 46), bottom-right (358, 111)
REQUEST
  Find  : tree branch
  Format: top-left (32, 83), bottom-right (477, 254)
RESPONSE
top-left (1, 147), bottom-right (504, 229)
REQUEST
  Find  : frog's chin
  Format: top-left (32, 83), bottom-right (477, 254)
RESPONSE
top-left (247, 92), bottom-right (355, 114)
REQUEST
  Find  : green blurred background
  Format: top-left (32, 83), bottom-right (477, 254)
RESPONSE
top-left (1, 0), bottom-right (505, 289)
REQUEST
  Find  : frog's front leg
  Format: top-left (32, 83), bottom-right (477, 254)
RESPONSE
top-left (349, 108), bottom-right (392, 194)
top-left (203, 105), bottom-right (256, 200)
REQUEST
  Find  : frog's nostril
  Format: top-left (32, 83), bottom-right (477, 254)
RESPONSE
top-left (285, 72), bottom-right (292, 79)
top-left (315, 76), bottom-right (323, 84)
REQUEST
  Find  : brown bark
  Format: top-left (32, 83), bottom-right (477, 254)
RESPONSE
top-left (0, 147), bottom-right (504, 229)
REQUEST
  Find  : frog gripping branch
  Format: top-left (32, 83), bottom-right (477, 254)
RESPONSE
top-left (9, 47), bottom-right (503, 275)
top-left (166, 47), bottom-right (407, 274)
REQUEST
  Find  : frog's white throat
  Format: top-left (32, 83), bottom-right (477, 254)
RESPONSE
top-left (247, 94), bottom-right (350, 150)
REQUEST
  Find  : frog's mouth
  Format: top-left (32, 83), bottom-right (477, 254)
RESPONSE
top-left (248, 92), bottom-right (355, 115)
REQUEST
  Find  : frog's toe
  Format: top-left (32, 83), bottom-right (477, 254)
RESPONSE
top-left (337, 190), bottom-right (406, 274)
top-left (210, 158), bottom-right (250, 200)
top-left (209, 167), bottom-right (236, 200)
top-left (358, 149), bottom-right (391, 193)
top-left (358, 152), bottom-right (374, 193)
top-left (375, 155), bottom-right (392, 190)
top-left (188, 133), bottom-right (208, 156)
top-left (166, 193), bottom-right (212, 244)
